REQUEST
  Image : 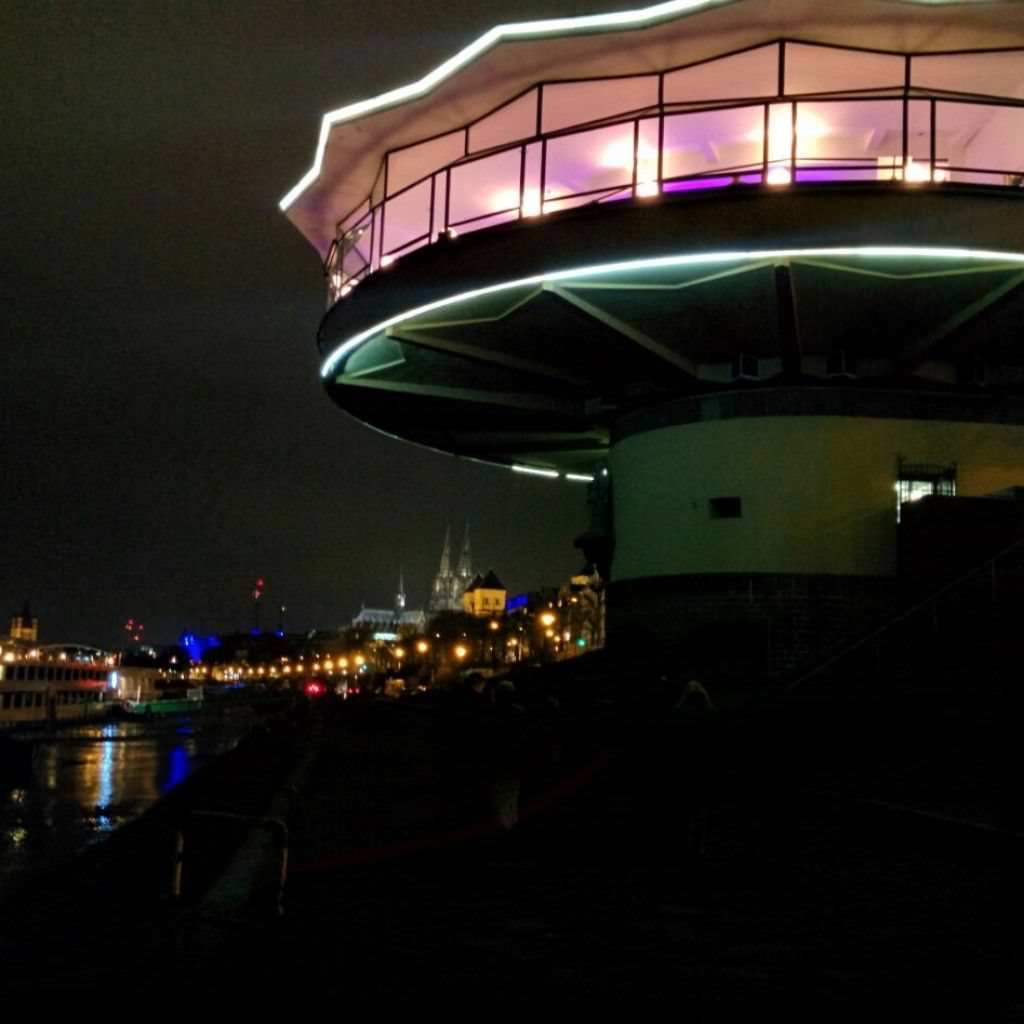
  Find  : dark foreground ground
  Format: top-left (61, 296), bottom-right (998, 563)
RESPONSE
top-left (2, 677), bottom-right (1022, 1011)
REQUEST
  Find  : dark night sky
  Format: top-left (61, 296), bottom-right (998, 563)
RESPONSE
top-left (3, 1), bottom-right (625, 647)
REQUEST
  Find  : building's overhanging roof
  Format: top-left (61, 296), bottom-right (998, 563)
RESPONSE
top-left (281, 0), bottom-right (1024, 256)
top-left (320, 243), bottom-right (1024, 475)
top-left (320, 244), bottom-right (1024, 380)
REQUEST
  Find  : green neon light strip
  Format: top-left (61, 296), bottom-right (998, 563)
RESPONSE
top-left (320, 246), bottom-right (1024, 380)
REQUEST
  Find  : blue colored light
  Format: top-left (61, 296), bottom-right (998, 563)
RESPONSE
top-left (163, 746), bottom-right (189, 793)
top-left (180, 632), bottom-right (200, 662)
top-left (180, 631), bottom-right (222, 664)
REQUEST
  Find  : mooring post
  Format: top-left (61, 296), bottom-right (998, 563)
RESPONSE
top-left (172, 830), bottom-right (185, 900)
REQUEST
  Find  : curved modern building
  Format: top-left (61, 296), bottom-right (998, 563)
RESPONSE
top-left (283, 0), bottom-right (1024, 675)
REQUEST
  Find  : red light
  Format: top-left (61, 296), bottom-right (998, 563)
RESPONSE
top-left (305, 681), bottom-right (324, 697)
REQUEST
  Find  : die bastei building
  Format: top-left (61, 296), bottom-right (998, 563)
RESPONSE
top-left (282, 0), bottom-right (1024, 677)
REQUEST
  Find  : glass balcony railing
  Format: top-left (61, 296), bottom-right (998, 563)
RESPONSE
top-left (324, 42), bottom-right (1024, 307)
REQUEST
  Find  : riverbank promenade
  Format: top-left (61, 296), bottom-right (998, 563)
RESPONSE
top-left (2, 683), bottom-right (1021, 1010)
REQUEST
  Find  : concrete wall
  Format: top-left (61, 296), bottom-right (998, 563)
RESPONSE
top-left (606, 572), bottom-right (905, 678)
top-left (611, 414), bottom-right (1024, 581)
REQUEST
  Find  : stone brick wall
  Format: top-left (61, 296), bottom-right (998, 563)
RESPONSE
top-left (607, 573), bottom-right (906, 681)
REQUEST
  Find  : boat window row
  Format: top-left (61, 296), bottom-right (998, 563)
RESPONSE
top-left (326, 42), bottom-right (1024, 304)
top-left (0, 664), bottom-right (109, 682)
top-left (0, 690), bottom-right (104, 709)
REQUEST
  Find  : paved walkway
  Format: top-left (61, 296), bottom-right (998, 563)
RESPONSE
top-left (161, 699), bottom-right (1023, 1011)
top-left (3, 693), bottom-right (1020, 1008)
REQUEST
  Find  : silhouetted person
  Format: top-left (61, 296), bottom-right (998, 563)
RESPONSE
top-left (430, 673), bottom-right (486, 844)
top-left (666, 678), bottom-right (717, 858)
top-left (486, 679), bottom-right (528, 834)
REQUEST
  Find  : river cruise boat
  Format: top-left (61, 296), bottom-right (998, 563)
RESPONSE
top-left (0, 645), bottom-right (114, 731)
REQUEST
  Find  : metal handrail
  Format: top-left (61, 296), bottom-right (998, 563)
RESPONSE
top-left (173, 810), bottom-right (289, 918)
top-left (323, 87), bottom-right (1024, 306)
top-left (786, 530), bottom-right (1024, 693)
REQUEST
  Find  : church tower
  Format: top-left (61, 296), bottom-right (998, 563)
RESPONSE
top-left (457, 523), bottom-right (473, 595)
top-left (395, 570), bottom-right (406, 613)
top-left (429, 524), bottom-right (473, 613)
top-left (429, 527), bottom-right (454, 613)
top-left (9, 601), bottom-right (38, 643)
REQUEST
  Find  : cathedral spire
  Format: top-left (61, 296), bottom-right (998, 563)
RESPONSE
top-left (457, 522), bottom-right (472, 579)
top-left (438, 525), bottom-right (452, 577)
top-left (396, 568), bottom-right (406, 612)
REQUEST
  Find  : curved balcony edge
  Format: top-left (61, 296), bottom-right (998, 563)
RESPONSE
top-left (318, 184), bottom-right (1024, 365)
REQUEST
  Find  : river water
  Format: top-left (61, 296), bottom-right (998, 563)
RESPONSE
top-left (0, 717), bottom-right (248, 898)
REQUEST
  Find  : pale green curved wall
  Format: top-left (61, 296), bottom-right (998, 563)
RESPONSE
top-left (611, 416), bottom-right (1024, 580)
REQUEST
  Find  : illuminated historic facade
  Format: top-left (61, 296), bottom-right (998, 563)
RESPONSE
top-left (352, 571), bottom-right (427, 633)
top-left (8, 602), bottom-right (38, 644)
top-left (463, 570), bottom-right (507, 618)
top-left (284, 0), bottom-right (1024, 675)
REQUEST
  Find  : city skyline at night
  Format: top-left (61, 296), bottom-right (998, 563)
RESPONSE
top-left (2, 1), bottom-right (601, 646)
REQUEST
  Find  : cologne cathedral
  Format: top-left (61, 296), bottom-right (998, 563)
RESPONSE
top-left (428, 525), bottom-right (473, 614)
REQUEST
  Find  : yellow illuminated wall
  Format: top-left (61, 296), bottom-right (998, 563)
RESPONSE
top-left (611, 415), bottom-right (1024, 581)
top-left (463, 586), bottom-right (506, 617)
top-left (9, 615), bottom-right (38, 643)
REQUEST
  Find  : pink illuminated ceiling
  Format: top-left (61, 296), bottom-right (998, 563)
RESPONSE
top-left (283, 0), bottom-right (1024, 256)
top-left (322, 39), bottom-right (1024, 304)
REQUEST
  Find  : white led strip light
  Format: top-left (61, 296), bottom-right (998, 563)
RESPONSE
top-left (280, 0), bottom-right (987, 212)
top-left (513, 464), bottom-right (561, 478)
top-left (281, 0), bottom-right (738, 210)
top-left (320, 246), bottom-right (1024, 380)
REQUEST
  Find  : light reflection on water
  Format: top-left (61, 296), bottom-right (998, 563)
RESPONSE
top-left (0, 718), bottom-right (247, 897)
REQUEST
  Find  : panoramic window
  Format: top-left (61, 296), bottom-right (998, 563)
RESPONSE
top-left (381, 178), bottom-right (433, 259)
top-left (663, 44), bottom-right (779, 104)
top-left (784, 43), bottom-right (903, 96)
top-left (542, 75), bottom-right (658, 134)
top-left (387, 130), bottom-right (465, 197)
top-left (709, 497), bottom-right (743, 519)
top-left (469, 89), bottom-right (538, 153)
top-left (912, 50), bottom-right (1024, 100)
top-left (896, 461), bottom-right (956, 521)
top-left (448, 148), bottom-right (524, 232)
top-left (324, 42), bottom-right (1024, 304)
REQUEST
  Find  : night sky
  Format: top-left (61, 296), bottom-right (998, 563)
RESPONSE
top-left (3, 1), bottom-right (624, 647)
